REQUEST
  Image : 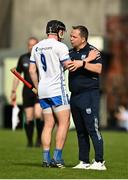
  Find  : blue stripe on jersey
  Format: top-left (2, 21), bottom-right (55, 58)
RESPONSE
top-left (39, 96), bottom-right (69, 109)
top-left (30, 60), bottom-right (36, 63)
top-left (60, 65), bottom-right (68, 105)
top-left (61, 58), bottom-right (70, 62)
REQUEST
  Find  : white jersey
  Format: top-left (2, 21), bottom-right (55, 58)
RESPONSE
top-left (30, 38), bottom-right (70, 99)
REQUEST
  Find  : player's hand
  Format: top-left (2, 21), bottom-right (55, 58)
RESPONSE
top-left (86, 49), bottom-right (100, 63)
top-left (67, 60), bottom-right (83, 72)
top-left (32, 87), bottom-right (38, 95)
top-left (10, 91), bottom-right (16, 106)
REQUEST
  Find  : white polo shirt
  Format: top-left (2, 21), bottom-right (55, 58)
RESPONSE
top-left (30, 38), bottom-right (70, 100)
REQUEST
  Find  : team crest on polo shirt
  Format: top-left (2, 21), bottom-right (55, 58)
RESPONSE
top-left (81, 54), bottom-right (86, 60)
top-left (86, 108), bottom-right (91, 114)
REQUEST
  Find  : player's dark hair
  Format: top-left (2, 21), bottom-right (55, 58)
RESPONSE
top-left (72, 25), bottom-right (89, 41)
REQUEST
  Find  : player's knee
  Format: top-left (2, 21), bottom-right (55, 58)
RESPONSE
top-left (44, 121), bottom-right (55, 129)
top-left (26, 115), bottom-right (34, 121)
top-left (59, 118), bottom-right (70, 129)
top-left (34, 113), bottom-right (42, 119)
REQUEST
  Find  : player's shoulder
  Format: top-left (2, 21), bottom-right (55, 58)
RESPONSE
top-left (69, 48), bottom-right (74, 53)
top-left (88, 43), bottom-right (102, 61)
top-left (89, 43), bottom-right (100, 52)
top-left (56, 41), bottom-right (68, 49)
top-left (19, 52), bottom-right (29, 59)
top-left (31, 40), bottom-right (46, 53)
top-left (33, 40), bottom-right (44, 48)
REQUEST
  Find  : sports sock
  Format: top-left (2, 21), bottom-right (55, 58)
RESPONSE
top-left (35, 119), bottom-right (44, 146)
top-left (53, 149), bottom-right (62, 161)
top-left (43, 150), bottom-right (51, 163)
top-left (36, 119), bottom-right (44, 139)
top-left (24, 120), bottom-right (34, 147)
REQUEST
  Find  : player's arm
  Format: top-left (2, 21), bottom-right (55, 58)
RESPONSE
top-left (58, 44), bottom-right (98, 72)
top-left (10, 77), bottom-right (20, 105)
top-left (83, 61), bottom-right (102, 74)
top-left (82, 50), bottom-right (102, 74)
top-left (68, 50), bottom-right (102, 74)
top-left (10, 56), bottom-right (22, 105)
top-left (58, 44), bottom-right (81, 71)
top-left (29, 46), bottom-right (38, 90)
top-left (29, 63), bottom-right (38, 90)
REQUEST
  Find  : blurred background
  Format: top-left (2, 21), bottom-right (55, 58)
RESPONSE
top-left (0, 0), bottom-right (128, 131)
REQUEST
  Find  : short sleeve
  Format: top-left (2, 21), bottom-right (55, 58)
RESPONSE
top-left (16, 56), bottom-right (23, 73)
top-left (57, 43), bottom-right (70, 62)
top-left (95, 52), bottom-right (102, 64)
top-left (30, 46), bottom-right (36, 63)
top-left (89, 45), bottom-right (102, 64)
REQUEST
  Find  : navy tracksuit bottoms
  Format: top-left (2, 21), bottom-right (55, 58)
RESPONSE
top-left (70, 89), bottom-right (104, 163)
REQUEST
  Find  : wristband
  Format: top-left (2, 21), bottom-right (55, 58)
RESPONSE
top-left (82, 61), bottom-right (86, 68)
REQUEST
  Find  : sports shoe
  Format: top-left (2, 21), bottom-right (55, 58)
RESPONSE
top-left (42, 161), bottom-right (51, 168)
top-left (73, 161), bottom-right (90, 169)
top-left (50, 159), bottom-right (65, 168)
top-left (89, 160), bottom-right (107, 170)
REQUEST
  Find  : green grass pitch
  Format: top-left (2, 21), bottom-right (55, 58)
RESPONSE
top-left (0, 129), bottom-right (128, 179)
